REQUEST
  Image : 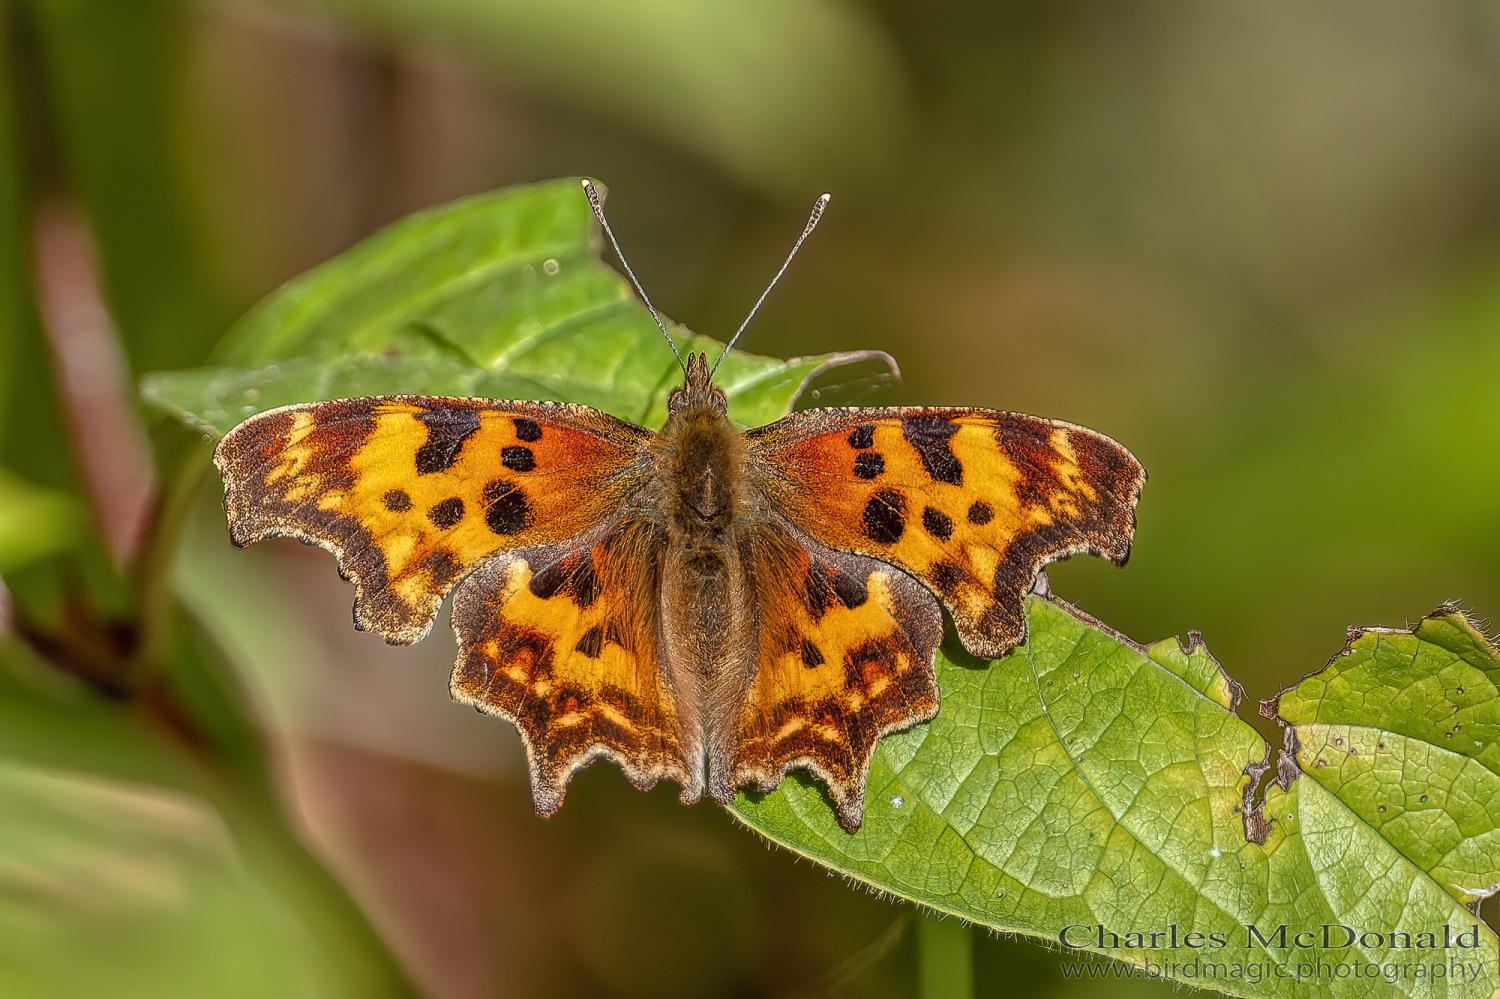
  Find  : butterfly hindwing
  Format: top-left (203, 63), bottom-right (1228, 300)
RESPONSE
top-left (746, 407), bottom-right (1144, 658)
top-left (731, 521), bottom-right (943, 832)
top-left (214, 396), bottom-right (652, 645)
top-left (449, 518), bottom-right (692, 812)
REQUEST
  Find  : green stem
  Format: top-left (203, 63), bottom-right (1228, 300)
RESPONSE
top-left (918, 913), bottom-right (973, 999)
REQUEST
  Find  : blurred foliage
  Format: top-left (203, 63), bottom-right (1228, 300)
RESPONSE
top-left (0, 467), bottom-right (76, 572)
top-left (0, 630), bottom-right (413, 997)
top-left (27, 0), bottom-right (230, 375)
top-left (1, 0), bottom-right (1498, 996)
top-left (270, 0), bottom-right (909, 196)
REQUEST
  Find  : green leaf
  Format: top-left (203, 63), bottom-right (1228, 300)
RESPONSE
top-left (730, 595), bottom-right (1500, 998)
top-left (1274, 606), bottom-right (1500, 909)
top-left (141, 179), bottom-right (887, 435)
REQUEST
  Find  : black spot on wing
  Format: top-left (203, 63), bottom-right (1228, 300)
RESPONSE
top-left (853, 452), bottom-right (884, 479)
top-left (901, 414), bottom-right (963, 485)
top-left (967, 500), bottom-right (993, 525)
top-left (513, 417), bottom-right (542, 443)
top-left (931, 561), bottom-right (964, 595)
top-left (383, 489), bottom-right (411, 512)
top-left (427, 497), bottom-right (465, 529)
top-left (575, 625), bottom-right (604, 659)
top-left (829, 566), bottom-right (868, 609)
top-left (528, 554), bottom-right (570, 599)
top-left (800, 638), bottom-right (825, 668)
top-left (486, 487), bottom-right (530, 535)
top-left (502, 446), bottom-right (536, 472)
top-left (802, 559), bottom-right (869, 619)
top-left (424, 549), bottom-right (461, 586)
top-left (847, 425), bottom-right (875, 449)
top-left (922, 506), bottom-right (953, 541)
top-left (862, 489), bottom-right (906, 544)
top-left (415, 407), bottom-right (480, 474)
top-left (528, 549), bottom-right (601, 608)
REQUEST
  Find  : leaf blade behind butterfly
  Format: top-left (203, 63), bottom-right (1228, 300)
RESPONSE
top-left (729, 596), bottom-right (1500, 999)
top-left (1274, 607), bottom-right (1500, 909)
top-left (143, 179), bottom-right (885, 435)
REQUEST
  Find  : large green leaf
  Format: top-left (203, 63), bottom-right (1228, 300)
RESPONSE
top-left (141, 178), bottom-right (890, 435)
top-left (731, 595), bottom-right (1500, 998)
top-left (1274, 606), bottom-right (1500, 911)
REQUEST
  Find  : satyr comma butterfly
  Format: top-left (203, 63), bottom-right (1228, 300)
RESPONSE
top-left (214, 181), bottom-right (1145, 831)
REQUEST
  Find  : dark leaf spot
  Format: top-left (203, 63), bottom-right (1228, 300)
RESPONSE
top-left (800, 638), bottom-right (825, 668)
top-left (847, 424), bottom-right (875, 449)
top-left (902, 414), bottom-right (963, 485)
top-left (383, 489), bottom-right (411, 512)
top-left (427, 497), bottom-right (465, 529)
top-left (967, 500), bottom-right (993, 525)
top-left (862, 489), bottom-right (906, 544)
top-left (853, 452), bottom-right (885, 479)
top-left (513, 417), bottom-right (542, 442)
top-left (502, 445), bottom-right (536, 472)
top-left (486, 489), bottom-right (530, 535)
top-left (415, 407), bottom-right (480, 474)
top-left (922, 506), bottom-right (954, 541)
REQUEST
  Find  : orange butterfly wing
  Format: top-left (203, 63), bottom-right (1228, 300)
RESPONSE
top-left (214, 396), bottom-right (652, 645)
top-left (449, 519), bottom-right (693, 813)
top-left (731, 522), bottom-right (942, 831)
top-left (746, 408), bottom-right (1144, 659)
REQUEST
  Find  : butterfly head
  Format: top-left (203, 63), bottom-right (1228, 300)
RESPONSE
top-left (667, 352), bottom-right (727, 418)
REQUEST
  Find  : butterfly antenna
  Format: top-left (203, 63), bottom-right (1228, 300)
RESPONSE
top-left (712, 192), bottom-right (831, 375)
top-left (581, 179), bottom-right (686, 374)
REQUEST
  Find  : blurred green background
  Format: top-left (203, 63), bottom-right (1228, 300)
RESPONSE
top-left (1, 0), bottom-right (1498, 996)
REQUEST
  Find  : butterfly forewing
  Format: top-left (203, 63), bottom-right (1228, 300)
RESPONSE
top-left (746, 407), bottom-right (1144, 659)
top-left (214, 396), bottom-right (653, 645)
